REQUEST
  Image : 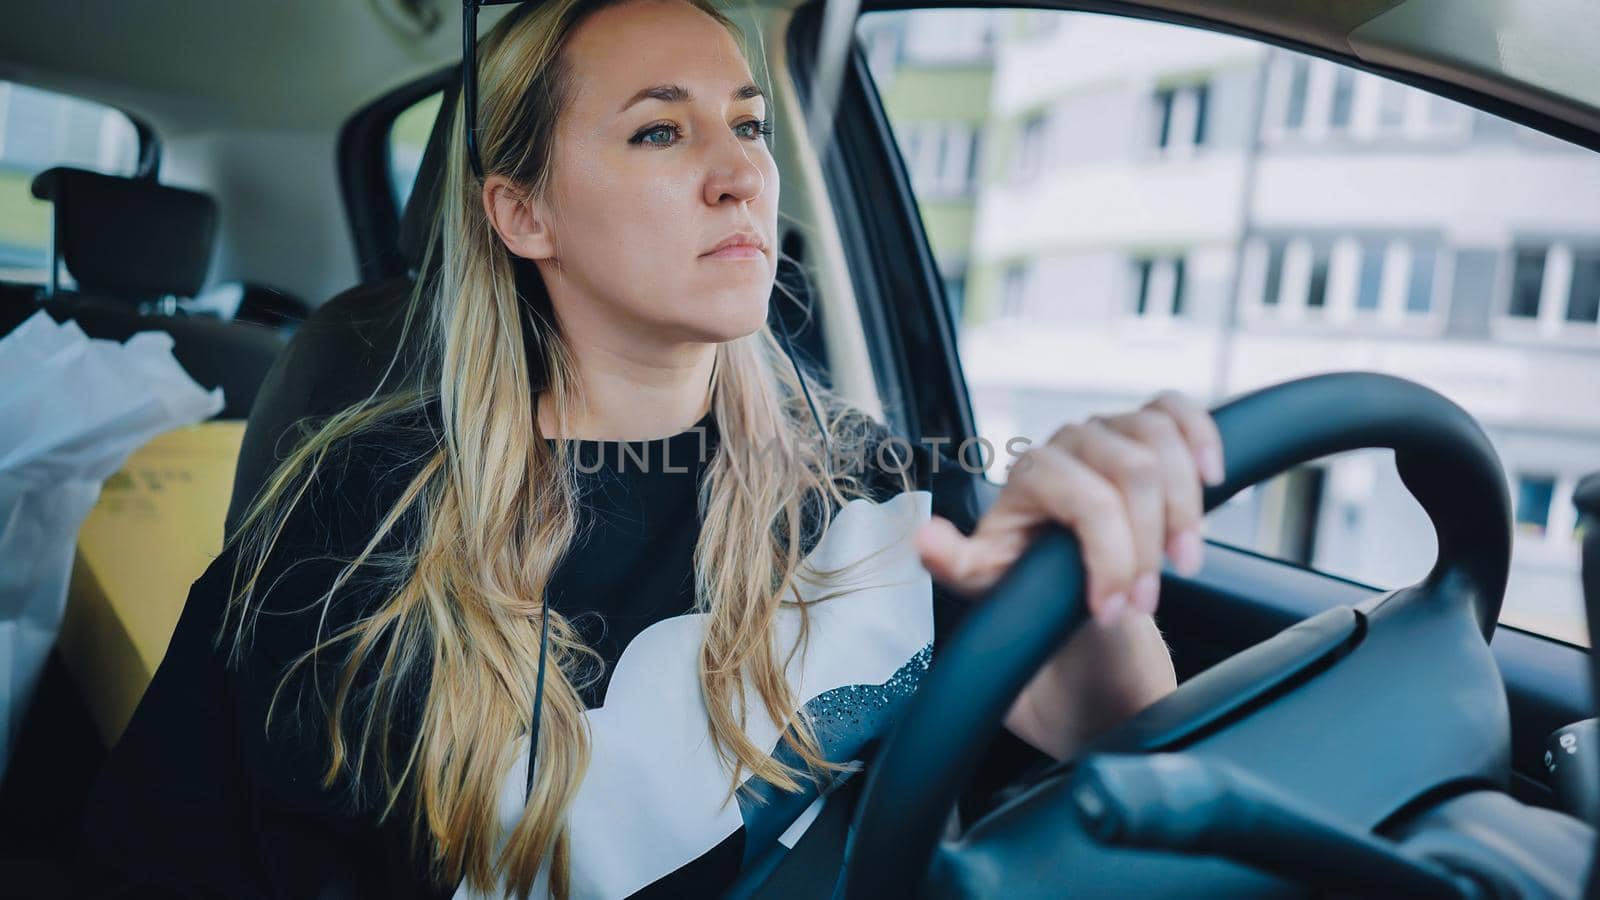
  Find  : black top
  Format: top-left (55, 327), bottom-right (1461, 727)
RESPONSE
top-left (75, 404), bottom-right (1052, 899)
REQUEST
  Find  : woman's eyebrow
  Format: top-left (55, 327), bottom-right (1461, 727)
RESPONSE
top-left (618, 82), bottom-right (765, 113)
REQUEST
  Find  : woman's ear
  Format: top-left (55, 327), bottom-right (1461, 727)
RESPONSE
top-left (483, 175), bottom-right (556, 261)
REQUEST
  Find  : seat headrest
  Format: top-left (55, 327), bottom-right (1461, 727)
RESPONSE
top-left (397, 79), bottom-right (460, 274)
top-left (30, 167), bottom-right (217, 300)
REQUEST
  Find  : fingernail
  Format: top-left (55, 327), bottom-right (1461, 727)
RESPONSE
top-left (1096, 592), bottom-right (1128, 627)
top-left (1171, 530), bottom-right (1204, 577)
top-left (1200, 446), bottom-right (1225, 486)
top-left (1131, 572), bottom-right (1160, 615)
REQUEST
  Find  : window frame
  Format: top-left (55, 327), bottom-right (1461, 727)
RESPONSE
top-left (791, 3), bottom-right (977, 448)
top-left (336, 65), bottom-right (455, 284)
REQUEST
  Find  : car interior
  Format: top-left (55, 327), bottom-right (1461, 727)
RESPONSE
top-left (1, 0), bottom-right (1597, 896)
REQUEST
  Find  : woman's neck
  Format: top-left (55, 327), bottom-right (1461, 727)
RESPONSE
top-left (538, 337), bottom-right (716, 441)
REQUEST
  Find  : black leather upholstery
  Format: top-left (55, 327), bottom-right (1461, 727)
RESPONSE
top-left (223, 275), bottom-right (427, 532)
top-left (31, 167), bottom-right (217, 301)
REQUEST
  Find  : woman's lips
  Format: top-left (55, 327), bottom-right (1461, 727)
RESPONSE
top-left (701, 244), bottom-right (764, 260)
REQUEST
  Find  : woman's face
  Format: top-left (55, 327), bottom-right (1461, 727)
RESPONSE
top-left (511, 0), bottom-right (780, 349)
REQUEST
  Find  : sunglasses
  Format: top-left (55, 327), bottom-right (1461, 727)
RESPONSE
top-left (462, 0), bottom-right (529, 180)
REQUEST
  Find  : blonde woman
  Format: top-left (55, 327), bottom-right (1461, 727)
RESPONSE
top-left (78, 1), bottom-right (1222, 897)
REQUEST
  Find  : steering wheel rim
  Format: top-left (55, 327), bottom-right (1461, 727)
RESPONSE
top-left (838, 371), bottom-right (1512, 899)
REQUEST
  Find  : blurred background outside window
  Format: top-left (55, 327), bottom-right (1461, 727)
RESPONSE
top-left (858, 9), bottom-right (1600, 646)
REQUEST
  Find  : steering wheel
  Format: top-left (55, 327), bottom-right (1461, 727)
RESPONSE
top-left (839, 371), bottom-right (1514, 898)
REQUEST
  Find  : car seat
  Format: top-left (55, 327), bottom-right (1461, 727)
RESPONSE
top-left (0, 167), bottom-right (288, 420)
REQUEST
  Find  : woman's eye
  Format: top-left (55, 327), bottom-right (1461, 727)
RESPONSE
top-left (736, 118), bottom-right (775, 141)
top-left (632, 123), bottom-right (679, 147)
top-left (630, 119), bottom-right (773, 147)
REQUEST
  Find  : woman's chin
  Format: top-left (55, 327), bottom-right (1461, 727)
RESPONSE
top-left (693, 311), bottom-right (770, 344)
top-left (685, 291), bottom-right (775, 341)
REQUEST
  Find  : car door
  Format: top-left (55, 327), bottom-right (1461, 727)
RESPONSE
top-left (787, 0), bottom-right (1598, 813)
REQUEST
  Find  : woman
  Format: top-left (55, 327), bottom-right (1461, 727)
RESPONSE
top-left (77, 0), bottom-right (1222, 897)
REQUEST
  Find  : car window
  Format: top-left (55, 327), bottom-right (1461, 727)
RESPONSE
top-left (388, 91), bottom-right (444, 214)
top-left (0, 81), bottom-right (142, 285)
top-left (856, 9), bottom-right (1598, 646)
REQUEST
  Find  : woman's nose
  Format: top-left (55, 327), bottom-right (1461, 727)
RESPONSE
top-left (702, 136), bottom-right (765, 206)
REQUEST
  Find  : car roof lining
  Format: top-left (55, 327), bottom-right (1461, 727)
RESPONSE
top-left (0, 0), bottom-right (1593, 143)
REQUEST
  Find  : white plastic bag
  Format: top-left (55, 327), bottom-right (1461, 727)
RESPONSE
top-left (0, 310), bottom-right (223, 779)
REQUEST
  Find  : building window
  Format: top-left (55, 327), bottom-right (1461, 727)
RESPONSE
top-left (1329, 69), bottom-right (1356, 130)
top-left (1131, 255), bottom-right (1187, 318)
top-left (1153, 88), bottom-right (1176, 150)
top-left (947, 128), bottom-right (977, 193)
top-left (1406, 242), bottom-right (1437, 313)
top-left (1171, 256), bottom-right (1187, 316)
top-left (1133, 258), bottom-right (1154, 315)
top-left (1258, 233), bottom-right (1441, 322)
top-left (1307, 244), bottom-right (1330, 309)
top-left (1263, 57), bottom-right (1470, 145)
top-left (1262, 239), bottom-right (1286, 306)
top-left (1356, 239), bottom-right (1385, 311)
top-left (1283, 58), bottom-right (1310, 130)
top-left (1508, 247), bottom-right (1546, 319)
top-left (1566, 249), bottom-right (1600, 324)
top-left (900, 122), bottom-right (979, 197)
top-left (1153, 82), bottom-right (1211, 153)
top-left (1501, 243), bottom-right (1600, 329)
top-left (1515, 473), bottom-right (1557, 536)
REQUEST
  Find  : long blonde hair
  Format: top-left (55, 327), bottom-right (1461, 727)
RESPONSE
top-left (222, 1), bottom-right (911, 895)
